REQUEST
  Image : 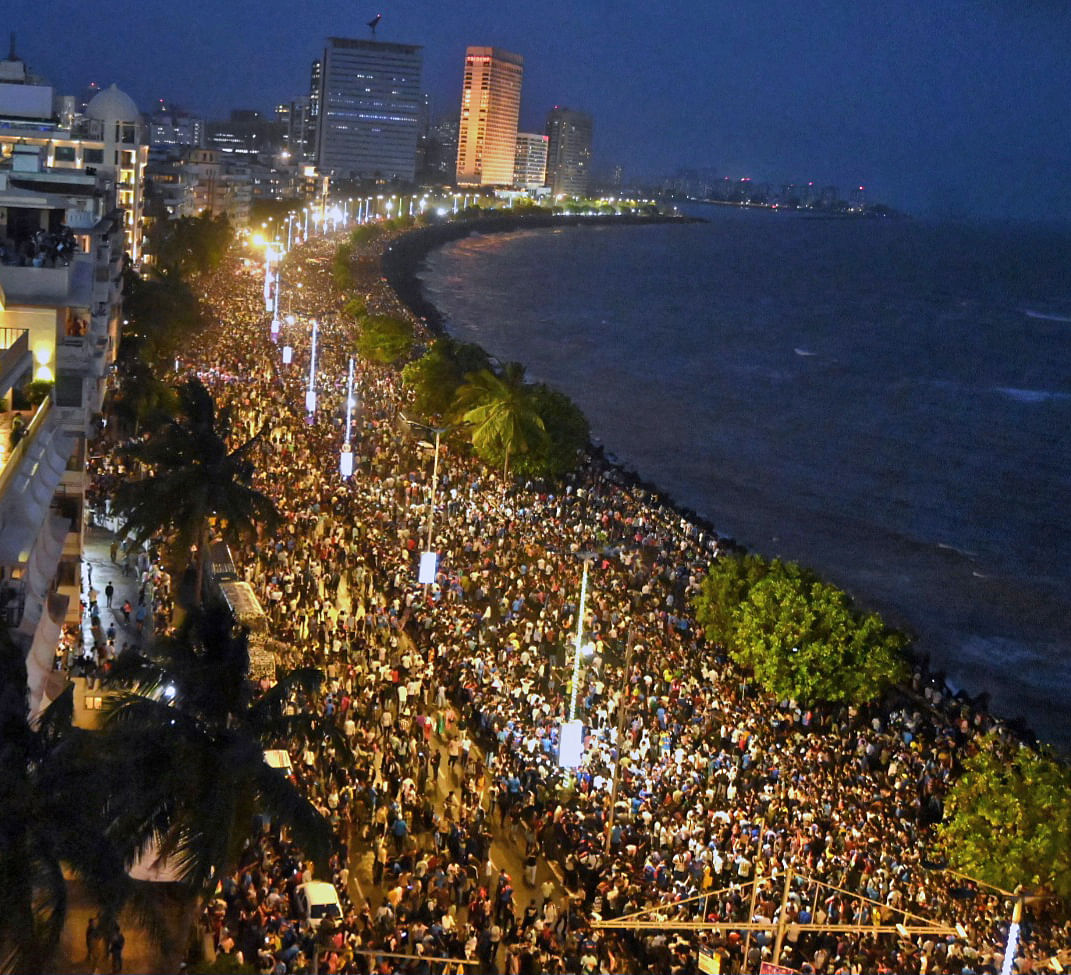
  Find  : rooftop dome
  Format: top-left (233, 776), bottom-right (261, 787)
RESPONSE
top-left (86, 83), bottom-right (139, 123)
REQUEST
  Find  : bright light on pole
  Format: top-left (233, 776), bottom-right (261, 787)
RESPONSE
top-left (340, 357), bottom-right (355, 479)
top-left (305, 319), bottom-right (318, 414)
top-left (1001, 901), bottom-right (1022, 975)
top-left (569, 557), bottom-right (593, 722)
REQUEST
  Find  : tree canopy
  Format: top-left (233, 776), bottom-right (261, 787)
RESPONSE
top-left (114, 377), bottom-right (278, 605)
top-left (100, 605), bottom-right (335, 896)
top-left (356, 315), bottom-right (413, 365)
top-left (0, 628), bottom-right (136, 974)
top-left (454, 362), bottom-right (546, 476)
top-left (939, 737), bottom-right (1071, 901)
top-left (513, 383), bottom-right (590, 480)
top-left (148, 213), bottom-right (233, 277)
top-left (693, 554), bottom-right (907, 705)
top-left (121, 266), bottom-right (205, 363)
top-left (400, 337), bottom-right (491, 418)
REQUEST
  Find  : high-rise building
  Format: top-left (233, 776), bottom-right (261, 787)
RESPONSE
top-left (545, 107), bottom-right (593, 198)
top-left (455, 47), bottom-right (523, 187)
top-left (315, 37), bottom-right (423, 183)
top-left (307, 59), bottom-right (322, 162)
top-left (514, 132), bottom-right (548, 190)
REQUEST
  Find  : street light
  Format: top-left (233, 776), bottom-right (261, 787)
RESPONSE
top-left (569, 554), bottom-right (596, 723)
top-left (339, 357), bottom-right (356, 479)
top-left (399, 413), bottom-right (449, 585)
top-left (305, 319), bottom-right (318, 415)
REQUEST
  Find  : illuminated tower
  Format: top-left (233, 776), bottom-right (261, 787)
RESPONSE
top-left (545, 107), bottom-right (593, 198)
top-left (455, 47), bottom-right (523, 187)
top-left (316, 37), bottom-right (423, 182)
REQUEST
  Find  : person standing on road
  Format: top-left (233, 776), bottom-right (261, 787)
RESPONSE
top-left (86, 915), bottom-right (102, 971)
top-left (107, 923), bottom-right (124, 974)
top-left (105, 581), bottom-right (115, 607)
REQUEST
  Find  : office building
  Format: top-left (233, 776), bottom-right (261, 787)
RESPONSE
top-left (316, 37), bottom-right (423, 183)
top-left (455, 47), bottom-right (523, 187)
top-left (514, 132), bottom-right (548, 190)
top-left (545, 107), bottom-right (593, 198)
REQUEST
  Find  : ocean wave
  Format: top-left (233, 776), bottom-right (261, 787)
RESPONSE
top-left (1023, 309), bottom-right (1071, 322)
top-left (994, 386), bottom-right (1071, 404)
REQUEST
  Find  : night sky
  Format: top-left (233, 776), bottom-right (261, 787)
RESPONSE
top-left (9, 0), bottom-right (1071, 220)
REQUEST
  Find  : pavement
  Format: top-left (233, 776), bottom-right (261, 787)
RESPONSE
top-left (79, 520), bottom-right (151, 664)
top-left (54, 521), bottom-right (174, 975)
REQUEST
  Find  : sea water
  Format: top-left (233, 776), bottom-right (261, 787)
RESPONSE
top-left (417, 207), bottom-right (1071, 748)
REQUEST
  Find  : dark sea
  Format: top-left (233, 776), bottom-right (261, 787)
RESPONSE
top-left (416, 206), bottom-right (1071, 749)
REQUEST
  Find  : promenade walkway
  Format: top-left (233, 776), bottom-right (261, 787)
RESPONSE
top-left (55, 520), bottom-right (174, 975)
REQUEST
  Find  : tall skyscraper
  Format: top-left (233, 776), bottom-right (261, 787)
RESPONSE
top-left (316, 37), bottom-right (423, 182)
top-left (545, 107), bottom-right (593, 198)
top-left (514, 132), bottom-right (548, 190)
top-left (455, 47), bottom-right (523, 187)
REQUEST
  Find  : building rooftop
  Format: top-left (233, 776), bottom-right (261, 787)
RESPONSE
top-left (86, 83), bottom-right (139, 123)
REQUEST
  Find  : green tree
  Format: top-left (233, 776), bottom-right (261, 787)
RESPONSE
top-left (110, 358), bottom-right (177, 437)
top-left (940, 738), bottom-right (1071, 901)
top-left (121, 266), bottom-right (205, 362)
top-left (513, 383), bottom-right (590, 480)
top-left (356, 315), bottom-right (413, 365)
top-left (332, 242), bottom-right (355, 290)
top-left (151, 213), bottom-right (233, 277)
top-left (114, 378), bottom-right (279, 607)
top-left (693, 555), bottom-right (906, 705)
top-left (400, 338), bottom-right (490, 418)
top-left (342, 296), bottom-right (367, 321)
top-left (350, 224), bottom-right (383, 247)
top-left (100, 607), bottom-right (336, 910)
top-left (0, 628), bottom-right (141, 974)
top-left (693, 553), bottom-right (772, 648)
top-left (454, 362), bottom-right (546, 477)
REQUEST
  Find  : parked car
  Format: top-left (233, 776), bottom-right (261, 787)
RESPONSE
top-left (293, 881), bottom-right (342, 929)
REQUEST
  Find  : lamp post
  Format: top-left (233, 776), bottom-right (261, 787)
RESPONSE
top-left (569, 554), bottom-right (597, 722)
top-left (340, 357), bottom-right (355, 479)
top-left (1001, 899), bottom-right (1023, 975)
top-left (399, 414), bottom-right (449, 586)
top-left (305, 319), bottom-right (318, 415)
top-left (604, 626), bottom-right (635, 852)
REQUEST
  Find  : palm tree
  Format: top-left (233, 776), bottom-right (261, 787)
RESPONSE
top-left (0, 627), bottom-right (142, 974)
top-left (109, 357), bottom-right (176, 437)
top-left (453, 361), bottom-right (546, 477)
top-left (99, 604), bottom-right (337, 898)
top-left (114, 377), bottom-right (279, 607)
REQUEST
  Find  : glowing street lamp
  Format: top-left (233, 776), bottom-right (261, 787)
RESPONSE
top-left (340, 357), bottom-right (356, 479)
top-left (569, 555), bottom-right (596, 723)
top-left (305, 319), bottom-right (318, 415)
top-left (399, 414), bottom-right (449, 586)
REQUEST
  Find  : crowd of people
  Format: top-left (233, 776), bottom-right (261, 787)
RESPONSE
top-left (91, 230), bottom-right (1070, 974)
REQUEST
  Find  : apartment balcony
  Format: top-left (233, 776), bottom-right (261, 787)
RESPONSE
top-left (55, 332), bottom-right (110, 380)
top-left (0, 327), bottom-right (31, 394)
top-left (0, 399), bottom-right (74, 564)
top-left (0, 255), bottom-right (94, 307)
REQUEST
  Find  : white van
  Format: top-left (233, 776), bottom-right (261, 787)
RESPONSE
top-left (294, 881), bottom-right (342, 929)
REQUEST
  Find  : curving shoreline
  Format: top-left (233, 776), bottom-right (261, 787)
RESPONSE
top-left (374, 214), bottom-right (1056, 749)
top-left (381, 213), bottom-right (698, 334)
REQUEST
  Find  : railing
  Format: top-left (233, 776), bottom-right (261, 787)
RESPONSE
top-left (0, 328), bottom-right (29, 385)
top-left (0, 397), bottom-right (52, 500)
top-left (0, 326), bottom-right (29, 351)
